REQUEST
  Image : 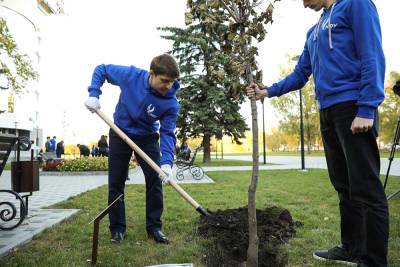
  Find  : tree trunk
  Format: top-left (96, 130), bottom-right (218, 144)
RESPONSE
top-left (247, 97), bottom-right (259, 267)
top-left (202, 133), bottom-right (211, 163)
top-left (244, 56), bottom-right (259, 267)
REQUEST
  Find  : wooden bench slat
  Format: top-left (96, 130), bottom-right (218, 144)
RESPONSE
top-left (0, 142), bottom-right (13, 151)
top-left (0, 151), bottom-right (9, 160)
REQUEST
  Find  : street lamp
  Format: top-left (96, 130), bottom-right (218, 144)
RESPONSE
top-left (299, 90), bottom-right (306, 170)
top-left (291, 55), bottom-right (306, 171)
top-left (262, 99), bottom-right (266, 164)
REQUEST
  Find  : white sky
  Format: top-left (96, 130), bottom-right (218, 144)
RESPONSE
top-left (33, 0), bottom-right (400, 144)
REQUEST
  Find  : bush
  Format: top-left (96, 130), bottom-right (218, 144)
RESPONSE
top-left (55, 157), bottom-right (137, 172)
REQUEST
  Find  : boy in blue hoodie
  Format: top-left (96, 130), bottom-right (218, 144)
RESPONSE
top-left (84, 54), bottom-right (180, 244)
top-left (247, 0), bottom-right (387, 266)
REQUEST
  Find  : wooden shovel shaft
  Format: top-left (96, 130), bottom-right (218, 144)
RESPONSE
top-left (95, 109), bottom-right (203, 211)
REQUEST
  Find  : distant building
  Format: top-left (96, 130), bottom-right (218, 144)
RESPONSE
top-left (0, 0), bottom-right (63, 149)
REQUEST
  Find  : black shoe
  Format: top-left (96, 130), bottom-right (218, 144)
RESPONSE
top-left (110, 232), bottom-right (124, 244)
top-left (313, 244), bottom-right (357, 266)
top-left (147, 229), bottom-right (170, 244)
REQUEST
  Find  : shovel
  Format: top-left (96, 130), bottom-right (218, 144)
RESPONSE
top-left (95, 109), bottom-right (210, 216)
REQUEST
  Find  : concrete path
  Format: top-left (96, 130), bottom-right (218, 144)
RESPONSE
top-left (203, 155), bottom-right (400, 176)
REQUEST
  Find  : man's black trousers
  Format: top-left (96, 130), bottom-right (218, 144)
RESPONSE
top-left (320, 101), bottom-right (389, 267)
top-left (108, 129), bottom-right (163, 234)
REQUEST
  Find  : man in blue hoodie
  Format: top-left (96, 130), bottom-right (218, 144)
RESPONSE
top-left (246, 0), bottom-right (387, 266)
top-left (84, 54), bottom-right (180, 244)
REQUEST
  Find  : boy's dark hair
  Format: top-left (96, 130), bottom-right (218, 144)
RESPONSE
top-left (150, 53), bottom-right (180, 79)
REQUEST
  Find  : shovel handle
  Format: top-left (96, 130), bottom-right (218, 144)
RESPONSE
top-left (95, 109), bottom-right (203, 211)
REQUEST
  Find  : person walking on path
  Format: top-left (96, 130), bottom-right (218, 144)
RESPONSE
top-left (84, 53), bottom-right (180, 245)
top-left (98, 135), bottom-right (109, 157)
top-left (246, 0), bottom-right (388, 266)
top-left (56, 140), bottom-right (64, 158)
top-left (45, 136), bottom-right (51, 152)
top-left (49, 136), bottom-right (57, 152)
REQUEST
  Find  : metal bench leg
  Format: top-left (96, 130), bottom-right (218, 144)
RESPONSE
top-left (0, 190), bottom-right (27, 231)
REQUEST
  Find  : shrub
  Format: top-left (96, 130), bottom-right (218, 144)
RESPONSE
top-left (55, 157), bottom-right (137, 172)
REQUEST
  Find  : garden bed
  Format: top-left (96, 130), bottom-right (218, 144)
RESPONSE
top-left (198, 206), bottom-right (302, 266)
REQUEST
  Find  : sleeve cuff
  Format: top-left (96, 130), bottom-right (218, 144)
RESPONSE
top-left (356, 106), bottom-right (375, 119)
top-left (266, 85), bottom-right (279, 98)
top-left (160, 159), bottom-right (172, 167)
top-left (88, 87), bottom-right (102, 98)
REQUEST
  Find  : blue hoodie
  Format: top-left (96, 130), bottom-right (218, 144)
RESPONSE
top-left (268, 0), bottom-right (385, 119)
top-left (88, 64), bottom-right (180, 166)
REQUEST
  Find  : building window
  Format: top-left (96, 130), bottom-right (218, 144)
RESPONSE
top-left (8, 94), bottom-right (14, 113)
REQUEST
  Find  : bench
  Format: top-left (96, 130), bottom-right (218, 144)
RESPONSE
top-left (0, 134), bottom-right (38, 230)
top-left (40, 152), bottom-right (63, 171)
top-left (175, 146), bottom-right (204, 181)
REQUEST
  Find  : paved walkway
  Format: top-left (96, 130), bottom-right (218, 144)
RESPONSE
top-left (203, 155), bottom-right (400, 176)
top-left (0, 155), bottom-right (399, 259)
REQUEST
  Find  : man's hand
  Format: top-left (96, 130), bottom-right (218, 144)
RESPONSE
top-left (245, 83), bottom-right (268, 101)
top-left (160, 164), bottom-right (172, 183)
top-left (350, 117), bottom-right (373, 134)
top-left (84, 97), bottom-right (101, 113)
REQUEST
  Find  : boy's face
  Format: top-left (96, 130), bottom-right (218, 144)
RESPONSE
top-left (303, 0), bottom-right (327, 11)
top-left (149, 70), bottom-right (176, 96)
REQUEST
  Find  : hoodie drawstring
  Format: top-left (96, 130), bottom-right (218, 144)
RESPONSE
top-left (328, 2), bottom-right (337, 49)
top-left (313, 15), bottom-right (323, 42)
top-left (313, 1), bottom-right (336, 50)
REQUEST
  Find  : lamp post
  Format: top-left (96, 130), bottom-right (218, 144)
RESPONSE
top-left (262, 100), bottom-right (266, 164)
top-left (299, 90), bottom-right (305, 170)
top-left (291, 55), bottom-right (306, 171)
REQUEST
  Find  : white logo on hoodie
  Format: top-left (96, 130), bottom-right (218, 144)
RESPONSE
top-left (322, 19), bottom-right (337, 31)
top-left (147, 104), bottom-right (157, 118)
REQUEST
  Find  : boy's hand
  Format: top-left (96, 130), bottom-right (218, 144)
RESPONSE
top-left (246, 83), bottom-right (268, 100)
top-left (84, 97), bottom-right (101, 113)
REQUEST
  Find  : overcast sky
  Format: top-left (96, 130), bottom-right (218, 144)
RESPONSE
top-left (33, 0), bottom-right (400, 144)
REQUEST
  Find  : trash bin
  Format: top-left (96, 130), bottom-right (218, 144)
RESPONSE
top-left (11, 160), bottom-right (39, 193)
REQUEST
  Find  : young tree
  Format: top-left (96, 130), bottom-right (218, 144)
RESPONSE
top-left (0, 18), bottom-right (38, 94)
top-left (186, 1), bottom-right (278, 265)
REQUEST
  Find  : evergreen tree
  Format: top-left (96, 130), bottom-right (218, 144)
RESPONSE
top-left (160, 17), bottom-right (248, 163)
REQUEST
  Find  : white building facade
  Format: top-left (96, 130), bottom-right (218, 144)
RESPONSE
top-left (0, 0), bottom-right (62, 148)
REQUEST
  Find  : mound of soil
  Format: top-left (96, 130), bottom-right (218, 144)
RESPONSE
top-left (198, 206), bottom-right (302, 267)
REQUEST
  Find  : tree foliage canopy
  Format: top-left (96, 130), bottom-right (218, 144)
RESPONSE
top-left (0, 17), bottom-right (38, 94)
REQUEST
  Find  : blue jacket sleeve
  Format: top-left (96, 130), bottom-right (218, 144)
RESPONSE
top-left (88, 64), bottom-right (133, 98)
top-left (267, 39), bottom-right (312, 97)
top-left (159, 107), bottom-right (179, 166)
top-left (349, 0), bottom-right (385, 119)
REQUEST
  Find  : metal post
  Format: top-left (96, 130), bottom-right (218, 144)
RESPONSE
top-left (215, 139), bottom-right (218, 159)
top-left (221, 136), bottom-right (224, 160)
top-left (299, 90), bottom-right (305, 170)
top-left (89, 194), bottom-right (123, 265)
top-left (262, 100), bottom-right (266, 164)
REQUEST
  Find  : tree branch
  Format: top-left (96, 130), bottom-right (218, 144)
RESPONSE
top-left (220, 0), bottom-right (240, 22)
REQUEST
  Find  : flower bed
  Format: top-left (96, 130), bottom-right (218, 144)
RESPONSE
top-left (42, 157), bottom-right (137, 172)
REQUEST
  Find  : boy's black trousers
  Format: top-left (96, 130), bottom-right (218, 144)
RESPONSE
top-left (320, 101), bottom-right (388, 267)
top-left (107, 129), bottom-right (163, 234)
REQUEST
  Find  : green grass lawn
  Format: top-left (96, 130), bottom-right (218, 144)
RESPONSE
top-left (1, 169), bottom-right (399, 266)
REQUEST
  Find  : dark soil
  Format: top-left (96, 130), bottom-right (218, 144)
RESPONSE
top-left (198, 206), bottom-right (303, 267)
